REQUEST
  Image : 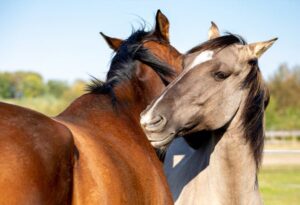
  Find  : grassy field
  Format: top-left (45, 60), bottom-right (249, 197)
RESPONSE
top-left (0, 95), bottom-right (77, 117)
top-left (259, 165), bottom-right (300, 205)
top-left (261, 141), bottom-right (300, 204)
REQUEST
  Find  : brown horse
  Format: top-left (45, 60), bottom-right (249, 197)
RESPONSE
top-left (141, 28), bottom-right (276, 204)
top-left (0, 10), bottom-right (183, 204)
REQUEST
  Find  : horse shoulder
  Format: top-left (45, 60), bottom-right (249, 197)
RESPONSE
top-left (57, 110), bottom-right (173, 204)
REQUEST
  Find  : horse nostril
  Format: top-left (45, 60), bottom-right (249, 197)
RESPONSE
top-left (142, 115), bottom-right (167, 132)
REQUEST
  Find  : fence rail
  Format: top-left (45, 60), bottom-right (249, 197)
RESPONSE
top-left (264, 149), bottom-right (300, 154)
top-left (266, 130), bottom-right (300, 138)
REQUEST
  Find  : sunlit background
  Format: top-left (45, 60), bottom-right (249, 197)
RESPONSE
top-left (1, 1), bottom-right (299, 204)
top-left (1, 0), bottom-right (299, 81)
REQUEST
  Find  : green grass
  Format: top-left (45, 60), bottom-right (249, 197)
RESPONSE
top-left (259, 165), bottom-right (300, 205)
top-left (0, 95), bottom-right (74, 116)
top-left (0, 81), bottom-right (86, 116)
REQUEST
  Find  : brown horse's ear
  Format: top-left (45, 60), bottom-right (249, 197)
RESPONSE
top-left (208, 21), bottom-right (220, 40)
top-left (100, 32), bottom-right (123, 51)
top-left (154, 10), bottom-right (170, 42)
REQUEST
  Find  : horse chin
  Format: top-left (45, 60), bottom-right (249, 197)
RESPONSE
top-left (150, 133), bottom-right (175, 148)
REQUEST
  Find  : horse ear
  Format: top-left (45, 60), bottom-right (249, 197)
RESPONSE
top-left (247, 37), bottom-right (278, 58)
top-left (154, 10), bottom-right (170, 42)
top-left (208, 21), bottom-right (220, 40)
top-left (100, 32), bottom-right (123, 51)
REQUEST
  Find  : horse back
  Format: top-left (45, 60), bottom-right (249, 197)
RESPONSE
top-left (0, 102), bottom-right (74, 205)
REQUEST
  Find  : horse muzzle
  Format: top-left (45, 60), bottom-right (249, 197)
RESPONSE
top-left (140, 114), bottom-right (167, 133)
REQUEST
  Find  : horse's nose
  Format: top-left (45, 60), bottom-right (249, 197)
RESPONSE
top-left (140, 115), bottom-right (167, 132)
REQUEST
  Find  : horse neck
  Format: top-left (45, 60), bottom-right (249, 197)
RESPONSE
top-left (165, 108), bottom-right (263, 205)
top-left (202, 132), bottom-right (261, 204)
top-left (113, 75), bottom-right (166, 122)
top-left (205, 106), bottom-right (263, 205)
top-left (57, 73), bottom-right (165, 130)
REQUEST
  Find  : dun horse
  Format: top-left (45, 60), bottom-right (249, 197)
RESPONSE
top-left (141, 25), bottom-right (276, 205)
top-left (0, 10), bottom-right (183, 204)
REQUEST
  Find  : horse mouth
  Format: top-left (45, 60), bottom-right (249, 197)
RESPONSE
top-left (149, 122), bottom-right (198, 148)
top-left (150, 133), bottom-right (175, 148)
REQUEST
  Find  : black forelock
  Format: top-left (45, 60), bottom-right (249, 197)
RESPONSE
top-left (187, 33), bottom-right (247, 54)
top-left (87, 28), bottom-right (175, 94)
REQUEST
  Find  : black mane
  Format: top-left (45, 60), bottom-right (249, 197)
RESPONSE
top-left (87, 29), bottom-right (175, 95)
top-left (242, 61), bottom-right (267, 168)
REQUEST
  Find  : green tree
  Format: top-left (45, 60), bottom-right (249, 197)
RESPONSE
top-left (0, 72), bottom-right (13, 98)
top-left (63, 79), bottom-right (86, 101)
top-left (265, 64), bottom-right (300, 129)
top-left (22, 72), bottom-right (45, 97)
top-left (268, 64), bottom-right (300, 109)
top-left (47, 80), bottom-right (69, 97)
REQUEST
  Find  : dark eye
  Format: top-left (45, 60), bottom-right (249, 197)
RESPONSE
top-left (213, 71), bottom-right (230, 81)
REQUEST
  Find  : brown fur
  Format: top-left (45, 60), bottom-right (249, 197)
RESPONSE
top-left (0, 102), bottom-right (74, 205)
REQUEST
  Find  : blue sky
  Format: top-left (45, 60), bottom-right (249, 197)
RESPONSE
top-left (0, 0), bottom-right (299, 82)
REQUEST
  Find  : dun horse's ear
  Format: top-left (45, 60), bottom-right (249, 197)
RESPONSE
top-left (100, 32), bottom-right (123, 51)
top-left (247, 37), bottom-right (278, 58)
top-left (208, 21), bottom-right (220, 40)
top-left (154, 10), bottom-right (170, 42)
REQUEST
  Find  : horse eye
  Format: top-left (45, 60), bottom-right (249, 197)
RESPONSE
top-left (213, 71), bottom-right (229, 81)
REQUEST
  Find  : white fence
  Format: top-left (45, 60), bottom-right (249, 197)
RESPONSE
top-left (266, 130), bottom-right (300, 139)
top-left (264, 150), bottom-right (300, 154)
top-left (265, 130), bottom-right (300, 155)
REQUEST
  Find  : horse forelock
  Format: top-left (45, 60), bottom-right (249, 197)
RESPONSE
top-left (187, 33), bottom-right (246, 55)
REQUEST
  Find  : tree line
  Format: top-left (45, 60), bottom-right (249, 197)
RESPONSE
top-left (265, 64), bottom-right (300, 130)
top-left (0, 71), bottom-right (85, 100)
top-left (268, 64), bottom-right (300, 109)
top-left (1, 64), bottom-right (299, 104)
